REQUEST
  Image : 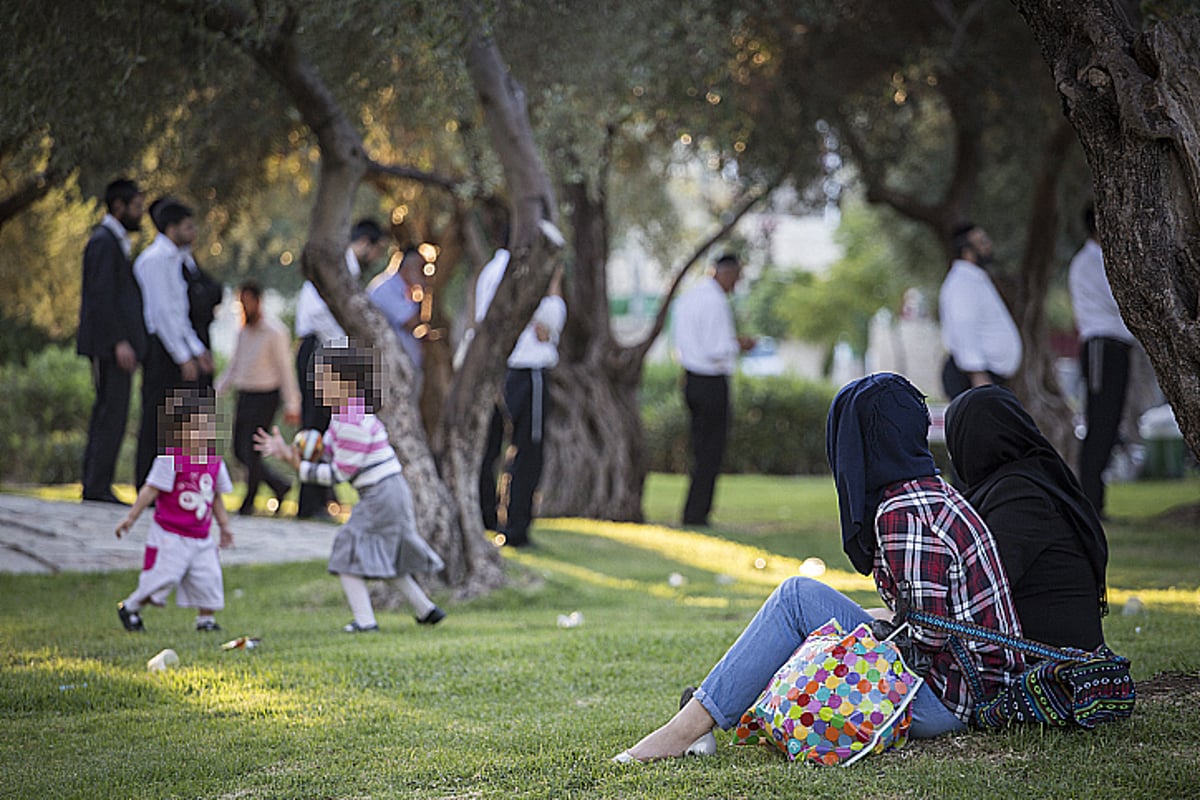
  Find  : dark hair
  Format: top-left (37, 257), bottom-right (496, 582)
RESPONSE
top-left (160, 387), bottom-right (216, 452)
top-left (714, 252), bottom-right (740, 270)
top-left (104, 179), bottom-right (141, 213)
top-left (239, 279), bottom-right (263, 298)
top-left (1083, 204), bottom-right (1096, 237)
top-left (950, 222), bottom-right (978, 258)
top-left (316, 341), bottom-right (382, 412)
top-left (352, 219), bottom-right (384, 244)
top-left (151, 198), bottom-right (194, 231)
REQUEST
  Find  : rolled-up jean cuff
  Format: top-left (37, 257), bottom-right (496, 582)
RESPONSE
top-left (692, 686), bottom-right (739, 730)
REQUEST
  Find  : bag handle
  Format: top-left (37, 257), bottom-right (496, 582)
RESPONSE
top-left (899, 606), bottom-right (1090, 664)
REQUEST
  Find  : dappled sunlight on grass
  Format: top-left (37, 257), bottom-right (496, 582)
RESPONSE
top-left (541, 517), bottom-right (875, 594)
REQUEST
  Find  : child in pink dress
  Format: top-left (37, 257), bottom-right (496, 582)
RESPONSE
top-left (115, 389), bottom-right (234, 632)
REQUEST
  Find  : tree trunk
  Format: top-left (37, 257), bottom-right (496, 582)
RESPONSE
top-left (1012, 2), bottom-right (1200, 458)
top-left (1009, 118), bottom-right (1079, 461)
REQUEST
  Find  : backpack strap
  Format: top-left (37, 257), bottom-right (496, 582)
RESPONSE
top-left (901, 606), bottom-right (1090, 663)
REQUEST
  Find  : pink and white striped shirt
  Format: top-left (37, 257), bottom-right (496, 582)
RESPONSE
top-left (298, 398), bottom-right (401, 489)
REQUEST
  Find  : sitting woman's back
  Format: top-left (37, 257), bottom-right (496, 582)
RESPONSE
top-left (945, 386), bottom-right (1108, 651)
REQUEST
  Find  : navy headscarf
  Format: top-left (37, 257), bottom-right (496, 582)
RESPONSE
top-left (826, 373), bottom-right (939, 575)
top-left (944, 385), bottom-right (1108, 612)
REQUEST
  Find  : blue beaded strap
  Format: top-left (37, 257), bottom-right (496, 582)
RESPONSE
top-left (901, 607), bottom-right (1091, 664)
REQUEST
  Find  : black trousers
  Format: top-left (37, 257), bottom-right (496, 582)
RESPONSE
top-left (233, 389), bottom-right (291, 513)
top-left (136, 336), bottom-right (186, 487)
top-left (82, 356), bottom-right (133, 499)
top-left (941, 356), bottom-right (1008, 400)
top-left (1078, 337), bottom-right (1131, 515)
top-left (295, 334), bottom-right (333, 517)
top-left (479, 367), bottom-right (550, 545)
top-left (683, 372), bottom-right (730, 526)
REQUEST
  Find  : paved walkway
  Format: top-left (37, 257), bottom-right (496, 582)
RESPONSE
top-left (0, 494), bottom-right (335, 574)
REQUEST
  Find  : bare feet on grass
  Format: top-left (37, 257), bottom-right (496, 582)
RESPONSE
top-left (617, 699), bottom-right (717, 762)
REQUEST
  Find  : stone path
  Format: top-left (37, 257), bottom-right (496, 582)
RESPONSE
top-left (0, 493), bottom-right (335, 574)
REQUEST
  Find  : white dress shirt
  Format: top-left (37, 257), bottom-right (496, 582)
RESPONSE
top-left (134, 233), bottom-right (207, 365)
top-left (672, 276), bottom-right (739, 376)
top-left (100, 214), bottom-right (133, 259)
top-left (507, 296), bottom-right (567, 369)
top-left (1068, 239), bottom-right (1135, 344)
top-left (938, 259), bottom-right (1022, 378)
top-left (295, 247), bottom-right (361, 342)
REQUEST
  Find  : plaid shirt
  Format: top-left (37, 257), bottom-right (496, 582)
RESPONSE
top-left (874, 476), bottom-right (1025, 723)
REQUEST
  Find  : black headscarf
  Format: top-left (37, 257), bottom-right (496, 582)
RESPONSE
top-left (944, 385), bottom-right (1108, 612)
top-left (826, 373), bottom-right (939, 575)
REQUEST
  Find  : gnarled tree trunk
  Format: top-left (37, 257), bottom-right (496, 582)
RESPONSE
top-left (1013, 2), bottom-right (1200, 459)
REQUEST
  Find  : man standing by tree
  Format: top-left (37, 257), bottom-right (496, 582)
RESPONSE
top-left (367, 247), bottom-right (427, 388)
top-left (1069, 205), bottom-right (1136, 518)
top-left (78, 178), bottom-right (147, 504)
top-left (477, 253), bottom-right (567, 548)
top-left (216, 281), bottom-right (301, 515)
top-left (938, 223), bottom-right (1022, 399)
top-left (133, 198), bottom-right (212, 487)
top-left (293, 218), bottom-right (385, 518)
top-left (672, 253), bottom-right (754, 527)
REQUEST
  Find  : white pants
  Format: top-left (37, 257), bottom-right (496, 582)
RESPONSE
top-left (125, 521), bottom-right (224, 610)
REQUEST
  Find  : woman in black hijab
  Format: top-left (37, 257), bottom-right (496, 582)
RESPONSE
top-left (945, 385), bottom-right (1108, 651)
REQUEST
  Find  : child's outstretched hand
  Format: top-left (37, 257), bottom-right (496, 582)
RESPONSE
top-left (255, 425), bottom-right (299, 469)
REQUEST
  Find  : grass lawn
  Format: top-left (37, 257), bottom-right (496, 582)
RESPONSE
top-left (2, 474), bottom-right (1198, 799)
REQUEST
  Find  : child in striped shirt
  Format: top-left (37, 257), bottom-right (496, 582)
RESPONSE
top-left (255, 342), bottom-right (445, 632)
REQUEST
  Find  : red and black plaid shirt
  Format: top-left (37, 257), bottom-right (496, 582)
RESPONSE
top-left (874, 476), bottom-right (1025, 722)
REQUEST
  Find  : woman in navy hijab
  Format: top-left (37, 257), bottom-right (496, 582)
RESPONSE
top-left (615, 373), bottom-right (1024, 762)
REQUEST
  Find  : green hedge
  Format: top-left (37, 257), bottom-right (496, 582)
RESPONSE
top-left (641, 363), bottom-right (838, 475)
top-left (0, 346), bottom-right (94, 484)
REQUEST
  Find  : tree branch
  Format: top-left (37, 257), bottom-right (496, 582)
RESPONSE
top-left (0, 169), bottom-right (60, 231)
top-left (623, 181), bottom-right (776, 364)
top-left (365, 158), bottom-right (459, 192)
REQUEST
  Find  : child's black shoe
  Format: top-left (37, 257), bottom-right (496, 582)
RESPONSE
top-left (417, 606), bottom-right (446, 626)
top-left (195, 620), bottom-right (222, 632)
top-left (342, 621), bottom-right (380, 633)
top-left (118, 603), bottom-right (145, 632)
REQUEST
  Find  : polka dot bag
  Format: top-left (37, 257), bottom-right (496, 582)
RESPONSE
top-left (734, 617), bottom-right (923, 766)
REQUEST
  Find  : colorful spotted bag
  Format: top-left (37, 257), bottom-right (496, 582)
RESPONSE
top-left (733, 617), bottom-right (923, 766)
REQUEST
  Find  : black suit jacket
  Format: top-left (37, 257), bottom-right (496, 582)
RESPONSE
top-left (77, 225), bottom-right (147, 360)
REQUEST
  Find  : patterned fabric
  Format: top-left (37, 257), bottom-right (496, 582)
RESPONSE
top-left (905, 607), bottom-right (1135, 729)
top-left (734, 618), bottom-right (922, 766)
top-left (873, 476), bottom-right (1025, 723)
top-left (299, 399), bottom-right (400, 489)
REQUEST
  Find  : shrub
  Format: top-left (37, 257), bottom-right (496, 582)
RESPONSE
top-left (641, 363), bottom-right (838, 475)
top-left (0, 346), bottom-right (93, 484)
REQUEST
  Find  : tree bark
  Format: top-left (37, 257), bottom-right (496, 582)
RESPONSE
top-left (0, 169), bottom-right (60, 231)
top-left (1012, 1), bottom-right (1200, 458)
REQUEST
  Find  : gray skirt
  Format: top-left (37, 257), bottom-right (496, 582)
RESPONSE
top-left (327, 473), bottom-right (445, 579)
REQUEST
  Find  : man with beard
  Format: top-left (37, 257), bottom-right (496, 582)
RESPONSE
top-left (78, 178), bottom-right (148, 504)
top-left (134, 198), bottom-right (213, 486)
top-left (938, 223), bottom-right (1022, 399)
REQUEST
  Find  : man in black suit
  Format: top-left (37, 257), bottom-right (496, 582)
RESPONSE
top-left (78, 178), bottom-right (147, 504)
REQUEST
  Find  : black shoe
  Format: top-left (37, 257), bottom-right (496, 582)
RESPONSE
top-left (342, 621), bottom-right (380, 633)
top-left (680, 686), bottom-right (698, 710)
top-left (85, 492), bottom-right (129, 506)
top-left (118, 603), bottom-right (145, 632)
top-left (195, 619), bottom-right (222, 632)
top-left (417, 606), bottom-right (446, 626)
top-left (237, 506), bottom-right (255, 517)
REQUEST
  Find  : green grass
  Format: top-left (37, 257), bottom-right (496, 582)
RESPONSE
top-left (2, 475), bottom-right (1199, 799)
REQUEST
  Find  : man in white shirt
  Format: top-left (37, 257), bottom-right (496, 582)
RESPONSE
top-left (293, 218), bottom-right (384, 518)
top-left (672, 253), bottom-right (754, 526)
top-left (78, 178), bottom-right (147, 504)
top-left (1069, 205), bottom-right (1137, 517)
top-left (216, 281), bottom-right (302, 515)
top-left (477, 252), bottom-right (567, 548)
top-left (133, 198), bottom-right (212, 486)
top-left (938, 223), bottom-right (1022, 399)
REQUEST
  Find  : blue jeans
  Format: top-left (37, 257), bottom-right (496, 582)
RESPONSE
top-left (694, 577), bottom-right (966, 739)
